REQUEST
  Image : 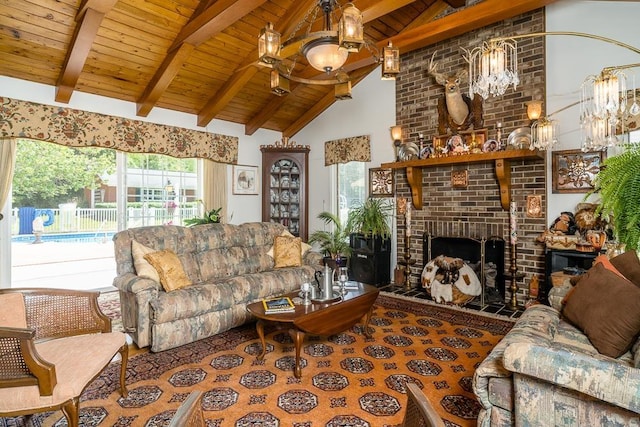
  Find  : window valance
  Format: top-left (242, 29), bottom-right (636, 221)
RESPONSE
top-left (324, 135), bottom-right (371, 166)
top-left (0, 97), bottom-right (238, 164)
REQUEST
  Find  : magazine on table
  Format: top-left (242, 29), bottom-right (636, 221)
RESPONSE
top-left (262, 296), bottom-right (295, 314)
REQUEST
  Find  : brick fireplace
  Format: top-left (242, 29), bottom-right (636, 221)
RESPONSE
top-left (393, 9), bottom-right (548, 305)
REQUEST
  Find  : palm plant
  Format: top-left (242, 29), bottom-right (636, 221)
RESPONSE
top-left (308, 211), bottom-right (352, 259)
top-left (346, 198), bottom-right (393, 239)
top-left (590, 145), bottom-right (640, 250)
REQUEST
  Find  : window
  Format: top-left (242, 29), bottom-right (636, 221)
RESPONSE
top-left (337, 162), bottom-right (366, 225)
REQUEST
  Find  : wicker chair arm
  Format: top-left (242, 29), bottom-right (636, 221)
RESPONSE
top-left (1, 288), bottom-right (112, 340)
top-left (0, 326), bottom-right (57, 395)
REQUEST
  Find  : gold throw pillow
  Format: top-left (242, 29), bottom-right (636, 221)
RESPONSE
top-left (273, 236), bottom-right (302, 268)
top-left (143, 250), bottom-right (192, 292)
top-left (268, 230), bottom-right (311, 259)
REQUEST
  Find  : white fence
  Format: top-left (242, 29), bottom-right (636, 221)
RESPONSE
top-left (11, 206), bottom-right (200, 235)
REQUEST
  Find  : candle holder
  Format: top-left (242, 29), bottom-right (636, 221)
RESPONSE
top-left (402, 236), bottom-right (416, 290)
top-left (508, 242), bottom-right (519, 310)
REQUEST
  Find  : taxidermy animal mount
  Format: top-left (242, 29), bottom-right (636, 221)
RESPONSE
top-left (428, 53), bottom-right (484, 135)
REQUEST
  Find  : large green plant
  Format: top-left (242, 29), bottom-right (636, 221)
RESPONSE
top-left (590, 146), bottom-right (640, 250)
top-left (308, 211), bottom-right (352, 258)
top-left (346, 198), bottom-right (393, 239)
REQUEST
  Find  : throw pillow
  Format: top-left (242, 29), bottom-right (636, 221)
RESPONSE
top-left (267, 230), bottom-right (311, 258)
top-left (610, 250), bottom-right (640, 288)
top-left (143, 250), bottom-right (192, 292)
top-left (0, 293), bottom-right (27, 328)
top-left (273, 235), bottom-right (302, 268)
top-left (132, 240), bottom-right (161, 283)
top-left (593, 254), bottom-right (629, 280)
top-left (562, 262), bottom-right (640, 358)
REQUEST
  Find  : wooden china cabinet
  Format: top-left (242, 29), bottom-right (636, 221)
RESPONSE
top-left (261, 143), bottom-right (310, 240)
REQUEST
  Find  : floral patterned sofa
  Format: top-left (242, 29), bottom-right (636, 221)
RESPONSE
top-left (473, 252), bottom-right (640, 426)
top-left (113, 222), bottom-right (322, 352)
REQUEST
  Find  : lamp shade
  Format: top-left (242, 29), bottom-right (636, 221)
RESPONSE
top-left (390, 125), bottom-right (403, 142)
top-left (526, 101), bottom-right (542, 120)
top-left (303, 38), bottom-right (349, 73)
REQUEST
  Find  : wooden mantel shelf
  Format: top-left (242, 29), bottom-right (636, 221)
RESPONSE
top-left (381, 149), bottom-right (545, 210)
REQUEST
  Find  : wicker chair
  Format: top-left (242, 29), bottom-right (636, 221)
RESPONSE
top-left (0, 288), bottom-right (128, 427)
top-left (169, 391), bottom-right (205, 427)
top-left (402, 383), bottom-right (446, 427)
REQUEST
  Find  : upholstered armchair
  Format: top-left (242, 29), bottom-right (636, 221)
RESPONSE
top-left (0, 288), bottom-right (128, 427)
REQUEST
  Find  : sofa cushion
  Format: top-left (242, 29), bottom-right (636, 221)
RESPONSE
top-left (610, 250), bottom-right (640, 288)
top-left (562, 262), bottom-right (640, 358)
top-left (144, 249), bottom-right (192, 292)
top-left (132, 240), bottom-right (161, 282)
top-left (273, 236), bottom-right (302, 268)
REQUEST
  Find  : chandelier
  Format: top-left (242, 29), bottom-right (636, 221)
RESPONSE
top-left (257, 0), bottom-right (400, 99)
top-left (464, 32), bottom-right (640, 150)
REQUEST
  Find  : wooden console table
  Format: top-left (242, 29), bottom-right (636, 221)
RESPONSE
top-left (381, 149), bottom-right (544, 210)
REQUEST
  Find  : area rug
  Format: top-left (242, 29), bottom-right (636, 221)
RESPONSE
top-left (5, 294), bottom-right (513, 427)
top-left (97, 290), bottom-right (122, 333)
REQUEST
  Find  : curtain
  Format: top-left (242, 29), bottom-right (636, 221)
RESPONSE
top-left (325, 135), bottom-right (371, 166)
top-left (0, 138), bottom-right (17, 221)
top-left (0, 97), bottom-right (238, 164)
top-left (203, 160), bottom-right (227, 222)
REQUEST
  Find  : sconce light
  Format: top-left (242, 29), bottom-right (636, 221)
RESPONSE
top-left (526, 100), bottom-right (542, 122)
top-left (390, 125), bottom-right (402, 161)
top-left (531, 117), bottom-right (558, 150)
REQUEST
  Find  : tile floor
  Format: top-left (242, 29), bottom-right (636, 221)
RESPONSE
top-left (380, 282), bottom-right (524, 319)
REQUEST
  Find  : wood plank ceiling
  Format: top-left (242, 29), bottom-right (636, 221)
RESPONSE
top-left (1, 0), bottom-right (557, 138)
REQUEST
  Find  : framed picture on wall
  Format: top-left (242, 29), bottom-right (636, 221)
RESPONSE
top-left (232, 165), bottom-right (259, 195)
top-left (369, 168), bottom-right (394, 197)
top-left (552, 150), bottom-right (605, 193)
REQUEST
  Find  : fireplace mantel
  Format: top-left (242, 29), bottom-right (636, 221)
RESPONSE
top-left (381, 149), bottom-right (545, 210)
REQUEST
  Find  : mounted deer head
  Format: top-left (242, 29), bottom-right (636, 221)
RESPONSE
top-left (428, 52), bottom-right (472, 132)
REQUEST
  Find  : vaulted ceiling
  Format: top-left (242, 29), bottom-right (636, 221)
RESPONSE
top-left (1, 0), bottom-right (556, 137)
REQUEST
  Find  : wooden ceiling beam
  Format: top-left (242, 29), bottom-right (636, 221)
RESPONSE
top-left (170, 0), bottom-right (268, 50)
top-left (360, 0), bottom-right (418, 22)
top-left (55, 0), bottom-right (117, 103)
top-left (403, 0), bottom-right (449, 31)
top-left (136, 44), bottom-right (195, 117)
top-left (197, 0), bottom-right (318, 129)
top-left (137, 0), bottom-right (264, 117)
top-left (389, 0), bottom-right (558, 54)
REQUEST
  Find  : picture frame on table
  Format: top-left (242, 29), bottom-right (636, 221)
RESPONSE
top-left (551, 150), bottom-right (605, 193)
top-left (232, 165), bottom-right (259, 195)
top-left (369, 168), bottom-right (394, 197)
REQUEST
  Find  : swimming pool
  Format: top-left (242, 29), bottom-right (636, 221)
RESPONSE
top-left (11, 232), bottom-right (116, 244)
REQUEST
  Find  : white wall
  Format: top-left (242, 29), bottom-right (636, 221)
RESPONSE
top-left (294, 66), bottom-right (397, 233)
top-left (545, 0), bottom-right (640, 215)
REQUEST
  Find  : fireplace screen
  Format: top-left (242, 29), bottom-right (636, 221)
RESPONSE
top-left (422, 234), bottom-right (505, 306)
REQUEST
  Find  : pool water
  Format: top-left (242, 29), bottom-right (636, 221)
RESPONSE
top-left (12, 232), bottom-right (115, 244)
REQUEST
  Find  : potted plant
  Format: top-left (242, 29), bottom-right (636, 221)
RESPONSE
top-left (590, 145), bottom-right (640, 251)
top-left (184, 201), bottom-right (222, 227)
top-left (308, 211), bottom-right (352, 267)
top-left (346, 198), bottom-right (393, 250)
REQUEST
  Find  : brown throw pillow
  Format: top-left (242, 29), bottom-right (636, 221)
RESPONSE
top-left (563, 262), bottom-right (640, 358)
top-left (610, 250), bottom-right (640, 288)
top-left (273, 236), bottom-right (302, 268)
top-left (143, 250), bottom-right (192, 292)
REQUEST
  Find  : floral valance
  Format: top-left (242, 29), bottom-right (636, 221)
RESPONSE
top-left (0, 97), bottom-right (238, 163)
top-left (324, 135), bottom-right (371, 166)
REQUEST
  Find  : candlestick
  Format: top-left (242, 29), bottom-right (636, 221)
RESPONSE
top-left (509, 201), bottom-right (517, 245)
top-left (405, 202), bottom-right (411, 237)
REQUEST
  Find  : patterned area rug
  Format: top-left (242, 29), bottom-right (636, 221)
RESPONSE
top-left (3, 294), bottom-right (513, 427)
top-left (97, 290), bottom-right (122, 333)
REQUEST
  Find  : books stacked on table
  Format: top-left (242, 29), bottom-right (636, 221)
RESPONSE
top-left (262, 296), bottom-right (296, 314)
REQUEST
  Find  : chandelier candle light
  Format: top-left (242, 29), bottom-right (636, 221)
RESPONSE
top-left (257, 1), bottom-right (400, 99)
top-left (464, 31), bottom-right (640, 150)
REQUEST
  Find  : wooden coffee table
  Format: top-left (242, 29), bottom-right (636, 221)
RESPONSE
top-left (246, 283), bottom-right (379, 378)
